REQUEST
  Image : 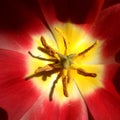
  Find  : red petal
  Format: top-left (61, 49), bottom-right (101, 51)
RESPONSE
top-left (91, 4), bottom-right (120, 58)
top-left (39, 0), bottom-right (104, 24)
top-left (103, 0), bottom-right (120, 9)
top-left (0, 31), bottom-right (33, 51)
top-left (59, 100), bottom-right (88, 120)
top-left (0, 49), bottom-right (40, 119)
top-left (85, 88), bottom-right (120, 120)
top-left (0, 0), bottom-right (46, 52)
top-left (0, 0), bottom-right (44, 33)
top-left (103, 64), bottom-right (120, 96)
top-left (0, 0), bottom-right (48, 51)
top-left (21, 98), bottom-right (88, 120)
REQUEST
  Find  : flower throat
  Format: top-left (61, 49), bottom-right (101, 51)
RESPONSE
top-left (25, 27), bottom-right (97, 101)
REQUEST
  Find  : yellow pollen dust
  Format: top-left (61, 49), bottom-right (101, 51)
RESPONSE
top-left (26, 23), bottom-right (104, 101)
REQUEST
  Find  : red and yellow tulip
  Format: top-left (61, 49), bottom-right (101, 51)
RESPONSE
top-left (0, 0), bottom-right (120, 120)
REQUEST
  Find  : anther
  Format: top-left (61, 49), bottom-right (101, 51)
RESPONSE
top-left (35, 64), bottom-right (54, 74)
top-left (78, 41), bottom-right (97, 56)
top-left (77, 68), bottom-right (97, 77)
top-left (62, 75), bottom-right (68, 97)
top-left (25, 64), bottom-right (55, 80)
top-left (41, 36), bottom-right (56, 57)
top-left (28, 51), bottom-right (56, 62)
top-left (49, 72), bottom-right (62, 101)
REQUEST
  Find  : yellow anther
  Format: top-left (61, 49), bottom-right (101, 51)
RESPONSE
top-left (41, 36), bottom-right (57, 57)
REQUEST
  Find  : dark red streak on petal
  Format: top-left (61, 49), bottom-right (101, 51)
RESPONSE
top-left (115, 50), bottom-right (120, 63)
top-left (0, 107), bottom-right (8, 120)
top-left (113, 67), bottom-right (120, 95)
top-left (102, 64), bottom-right (120, 98)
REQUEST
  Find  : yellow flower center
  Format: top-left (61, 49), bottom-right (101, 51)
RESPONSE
top-left (26, 23), bottom-right (104, 102)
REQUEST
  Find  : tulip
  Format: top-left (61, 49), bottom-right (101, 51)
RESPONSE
top-left (0, 0), bottom-right (120, 120)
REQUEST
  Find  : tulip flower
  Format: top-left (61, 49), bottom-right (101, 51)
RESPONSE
top-left (0, 0), bottom-right (120, 120)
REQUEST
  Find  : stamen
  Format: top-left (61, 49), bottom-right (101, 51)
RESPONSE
top-left (63, 38), bottom-right (67, 55)
top-left (77, 68), bottom-right (97, 77)
top-left (25, 64), bottom-right (55, 80)
top-left (25, 73), bottom-right (39, 80)
top-left (49, 72), bottom-right (62, 101)
top-left (35, 64), bottom-right (54, 74)
top-left (41, 36), bottom-right (56, 57)
top-left (28, 51), bottom-right (56, 62)
top-left (26, 29), bottom-right (98, 101)
top-left (67, 70), bottom-right (70, 83)
top-left (37, 46), bottom-right (48, 54)
top-left (78, 41), bottom-right (97, 56)
top-left (37, 46), bottom-right (58, 60)
top-left (62, 75), bottom-right (68, 97)
top-left (63, 38), bottom-right (67, 50)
